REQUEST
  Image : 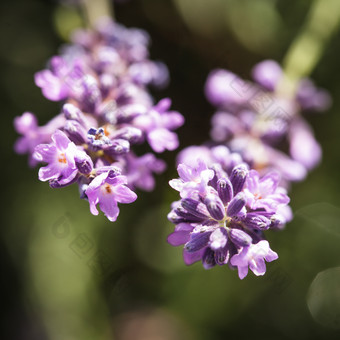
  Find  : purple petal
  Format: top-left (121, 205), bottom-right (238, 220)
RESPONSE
top-left (99, 195), bottom-right (120, 222)
top-left (210, 111), bottom-right (242, 142)
top-left (177, 164), bottom-right (193, 182)
top-left (249, 258), bottom-right (266, 276)
top-left (14, 112), bottom-right (38, 134)
top-left (177, 146), bottom-right (213, 168)
top-left (87, 194), bottom-right (99, 216)
top-left (259, 171), bottom-right (280, 195)
top-left (33, 144), bottom-right (57, 163)
top-left (114, 185), bottom-right (137, 203)
top-left (268, 148), bottom-right (307, 181)
top-left (52, 130), bottom-right (71, 150)
top-left (289, 119), bottom-right (321, 170)
top-left (183, 248), bottom-right (204, 265)
top-left (230, 247), bottom-right (248, 267)
top-left (154, 98), bottom-right (171, 113)
top-left (237, 265), bottom-right (249, 280)
top-left (169, 179), bottom-right (184, 192)
top-left (107, 174), bottom-right (127, 186)
top-left (297, 78), bottom-right (332, 112)
top-left (161, 112), bottom-right (185, 130)
top-left (58, 168), bottom-right (78, 185)
top-left (167, 230), bottom-right (191, 246)
top-left (264, 248), bottom-right (278, 262)
top-left (147, 128), bottom-right (179, 152)
top-left (174, 223), bottom-right (194, 232)
top-left (38, 164), bottom-right (61, 181)
top-left (245, 170), bottom-right (260, 193)
top-left (86, 173), bottom-right (108, 192)
top-left (205, 69), bottom-right (245, 107)
top-left (14, 137), bottom-right (29, 154)
top-left (252, 60), bottom-right (282, 91)
top-left (34, 70), bottom-right (68, 101)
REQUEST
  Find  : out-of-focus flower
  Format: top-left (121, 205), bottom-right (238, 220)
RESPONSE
top-left (204, 59), bottom-right (331, 185)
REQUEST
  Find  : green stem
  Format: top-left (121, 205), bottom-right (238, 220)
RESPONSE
top-left (81, 0), bottom-right (114, 28)
top-left (280, 0), bottom-right (340, 95)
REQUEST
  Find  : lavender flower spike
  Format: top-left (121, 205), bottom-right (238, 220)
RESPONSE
top-left (168, 156), bottom-right (290, 278)
top-left (15, 17), bottom-right (184, 223)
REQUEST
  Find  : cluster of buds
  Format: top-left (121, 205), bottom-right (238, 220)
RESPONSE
top-left (14, 18), bottom-right (184, 221)
top-left (168, 146), bottom-right (291, 279)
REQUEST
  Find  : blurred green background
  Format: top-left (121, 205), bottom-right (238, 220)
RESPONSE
top-left (2, 0), bottom-right (340, 339)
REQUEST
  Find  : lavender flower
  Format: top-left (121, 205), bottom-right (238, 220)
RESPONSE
top-left (205, 59), bottom-right (331, 185)
top-left (14, 18), bottom-right (184, 222)
top-left (168, 157), bottom-right (290, 279)
top-left (14, 112), bottom-right (66, 167)
top-left (85, 168), bottom-right (137, 222)
top-left (230, 240), bottom-right (278, 279)
top-left (34, 130), bottom-right (85, 185)
top-left (243, 170), bottom-right (290, 213)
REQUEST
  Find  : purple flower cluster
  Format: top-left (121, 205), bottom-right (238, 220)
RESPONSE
top-left (167, 59), bottom-right (329, 278)
top-left (14, 18), bottom-right (184, 222)
top-left (205, 60), bottom-right (331, 185)
top-left (167, 154), bottom-right (290, 279)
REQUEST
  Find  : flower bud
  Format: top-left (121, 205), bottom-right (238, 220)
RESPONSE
top-left (175, 206), bottom-right (204, 223)
top-left (229, 228), bottom-right (252, 247)
top-left (113, 127), bottom-right (143, 144)
top-left (167, 210), bottom-right (185, 224)
top-left (104, 138), bottom-right (130, 156)
top-left (75, 151), bottom-right (93, 174)
top-left (185, 232), bottom-right (212, 253)
top-left (49, 176), bottom-right (78, 188)
top-left (244, 213), bottom-right (271, 230)
top-left (64, 120), bottom-right (87, 144)
top-left (217, 177), bottom-right (233, 204)
top-left (62, 103), bottom-right (84, 123)
top-left (230, 163), bottom-right (248, 194)
top-left (204, 194), bottom-right (226, 221)
top-left (181, 198), bottom-right (209, 219)
top-left (227, 192), bottom-right (246, 216)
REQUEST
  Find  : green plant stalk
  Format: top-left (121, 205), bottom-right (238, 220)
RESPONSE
top-left (81, 0), bottom-right (114, 28)
top-left (280, 0), bottom-right (340, 96)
